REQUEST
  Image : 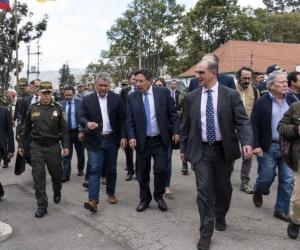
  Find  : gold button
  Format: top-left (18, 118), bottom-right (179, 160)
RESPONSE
top-left (100, 132), bottom-right (102, 134)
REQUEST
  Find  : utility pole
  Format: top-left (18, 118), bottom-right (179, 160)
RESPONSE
top-left (14, 0), bottom-right (19, 92)
top-left (37, 45), bottom-right (41, 79)
top-left (27, 46), bottom-right (30, 81)
top-left (27, 45), bottom-right (42, 81)
top-left (250, 50), bottom-right (253, 68)
top-left (138, 0), bottom-right (143, 69)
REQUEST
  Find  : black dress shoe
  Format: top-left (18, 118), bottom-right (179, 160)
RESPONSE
top-left (274, 211), bottom-right (291, 222)
top-left (157, 199), bottom-right (167, 211)
top-left (253, 191), bottom-right (263, 207)
top-left (2, 164), bottom-right (8, 168)
top-left (0, 182), bottom-right (4, 198)
top-left (77, 170), bottom-right (84, 176)
top-left (53, 192), bottom-right (61, 203)
top-left (35, 208), bottom-right (47, 218)
top-left (182, 162), bottom-right (188, 174)
top-left (61, 176), bottom-right (70, 183)
top-left (126, 172), bottom-right (134, 181)
top-left (137, 201), bottom-right (149, 212)
top-left (197, 237), bottom-right (211, 250)
top-left (215, 219), bottom-right (227, 231)
top-left (287, 221), bottom-right (300, 239)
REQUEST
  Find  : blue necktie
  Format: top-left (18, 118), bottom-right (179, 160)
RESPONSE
top-left (144, 92), bottom-right (151, 135)
top-left (68, 102), bottom-right (72, 130)
top-left (206, 90), bottom-right (216, 143)
top-left (134, 87), bottom-right (137, 91)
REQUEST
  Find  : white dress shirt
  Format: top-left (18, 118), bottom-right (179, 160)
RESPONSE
top-left (31, 95), bottom-right (40, 104)
top-left (200, 82), bottom-right (222, 142)
top-left (97, 92), bottom-right (113, 134)
top-left (143, 86), bottom-right (160, 136)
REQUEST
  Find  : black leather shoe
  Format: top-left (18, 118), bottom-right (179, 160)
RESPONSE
top-left (253, 191), bottom-right (263, 207)
top-left (53, 192), bottom-right (61, 203)
top-left (215, 219), bottom-right (227, 231)
top-left (2, 164), bottom-right (8, 168)
top-left (77, 170), bottom-right (84, 176)
top-left (61, 176), bottom-right (70, 183)
top-left (137, 201), bottom-right (149, 212)
top-left (157, 199), bottom-right (167, 211)
top-left (126, 172), bottom-right (134, 181)
top-left (287, 222), bottom-right (300, 239)
top-left (197, 237), bottom-right (211, 250)
top-left (0, 182), bottom-right (4, 199)
top-left (181, 162), bottom-right (188, 174)
top-left (35, 208), bottom-right (47, 218)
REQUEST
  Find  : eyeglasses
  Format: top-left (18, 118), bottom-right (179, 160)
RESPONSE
top-left (241, 77), bottom-right (252, 81)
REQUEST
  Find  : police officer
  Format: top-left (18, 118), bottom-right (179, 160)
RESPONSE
top-left (18, 81), bottom-right (70, 218)
top-left (55, 86), bottom-right (65, 102)
top-left (13, 78), bottom-right (30, 138)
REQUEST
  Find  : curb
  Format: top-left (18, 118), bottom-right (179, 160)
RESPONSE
top-left (0, 221), bottom-right (13, 243)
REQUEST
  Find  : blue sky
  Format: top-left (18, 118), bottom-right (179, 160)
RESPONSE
top-left (15, 0), bottom-right (265, 71)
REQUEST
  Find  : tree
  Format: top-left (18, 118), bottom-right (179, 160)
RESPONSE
top-left (175, 0), bottom-right (265, 74)
top-left (0, 1), bottom-right (48, 90)
top-left (58, 62), bottom-right (75, 87)
top-left (262, 0), bottom-right (300, 14)
top-left (106, 0), bottom-right (185, 78)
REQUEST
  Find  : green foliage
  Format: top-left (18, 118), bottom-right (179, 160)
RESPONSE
top-left (0, 1), bottom-right (48, 90)
top-left (106, 0), bottom-right (185, 78)
top-left (58, 62), bottom-right (75, 86)
top-left (262, 0), bottom-right (300, 14)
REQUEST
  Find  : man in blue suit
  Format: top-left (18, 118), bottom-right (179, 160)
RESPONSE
top-left (127, 68), bottom-right (180, 212)
top-left (188, 53), bottom-right (236, 93)
top-left (60, 85), bottom-right (85, 182)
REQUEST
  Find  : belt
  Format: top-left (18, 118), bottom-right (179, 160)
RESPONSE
top-left (202, 141), bottom-right (222, 146)
top-left (69, 129), bottom-right (78, 133)
top-left (102, 132), bottom-right (113, 139)
top-left (32, 138), bottom-right (59, 146)
top-left (272, 140), bottom-right (280, 144)
top-left (146, 135), bottom-right (161, 139)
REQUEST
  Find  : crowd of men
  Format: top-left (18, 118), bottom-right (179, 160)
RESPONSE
top-left (0, 54), bottom-right (300, 250)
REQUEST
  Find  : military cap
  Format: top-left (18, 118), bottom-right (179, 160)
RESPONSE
top-left (19, 78), bottom-right (28, 88)
top-left (77, 82), bottom-right (84, 87)
top-left (266, 64), bottom-right (285, 75)
top-left (121, 79), bottom-right (129, 85)
top-left (59, 86), bottom-right (64, 90)
top-left (40, 81), bottom-right (53, 92)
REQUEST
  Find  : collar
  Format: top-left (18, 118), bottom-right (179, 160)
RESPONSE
top-left (269, 91), bottom-right (287, 101)
top-left (145, 85), bottom-right (153, 95)
top-left (203, 81), bottom-right (219, 93)
top-left (96, 91), bottom-right (108, 99)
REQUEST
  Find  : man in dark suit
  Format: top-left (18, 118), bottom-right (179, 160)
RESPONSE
top-left (60, 85), bottom-right (85, 182)
top-left (251, 71), bottom-right (295, 223)
top-left (120, 71), bottom-right (137, 181)
top-left (78, 72), bottom-right (127, 213)
top-left (180, 60), bottom-right (253, 250)
top-left (16, 79), bottom-right (41, 177)
top-left (0, 106), bottom-right (14, 200)
top-left (170, 80), bottom-right (180, 110)
top-left (127, 68), bottom-right (180, 212)
top-left (188, 53), bottom-right (236, 93)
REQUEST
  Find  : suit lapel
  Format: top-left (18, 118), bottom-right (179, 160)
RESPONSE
top-left (137, 92), bottom-right (145, 118)
top-left (195, 88), bottom-right (202, 134)
top-left (92, 92), bottom-right (102, 117)
top-left (217, 84), bottom-right (224, 116)
top-left (153, 86), bottom-right (159, 116)
top-left (107, 92), bottom-right (111, 117)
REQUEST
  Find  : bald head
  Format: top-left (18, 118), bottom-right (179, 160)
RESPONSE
top-left (195, 60), bottom-right (218, 89)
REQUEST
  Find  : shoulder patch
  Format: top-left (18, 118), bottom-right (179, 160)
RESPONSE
top-left (53, 102), bottom-right (62, 107)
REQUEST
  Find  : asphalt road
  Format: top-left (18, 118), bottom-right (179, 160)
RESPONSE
top-left (0, 138), bottom-right (299, 249)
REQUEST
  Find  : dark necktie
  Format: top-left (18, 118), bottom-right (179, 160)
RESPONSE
top-left (206, 90), bottom-right (216, 143)
top-left (134, 87), bottom-right (137, 91)
top-left (171, 90), bottom-right (176, 107)
top-left (144, 92), bottom-right (151, 135)
top-left (68, 102), bottom-right (72, 130)
top-left (35, 96), bottom-right (38, 102)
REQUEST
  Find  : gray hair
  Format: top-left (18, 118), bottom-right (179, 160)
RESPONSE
top-left (267, 71), bottom-right (287, 85)
top-left (95, 72), bottom-right (111, 83)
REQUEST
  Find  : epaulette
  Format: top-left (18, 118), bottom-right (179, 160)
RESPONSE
top-left (30, 102), bottom-right (39, 106)
top-left (53, 101), bottom-right (62, 107)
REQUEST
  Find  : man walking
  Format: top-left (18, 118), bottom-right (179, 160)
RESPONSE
top-left (78, 72), bottom-right (126, 212)
top-left (18, 81), bottom-right (69, 218)
top-left (251, 71), bottom-right (295, 222)
top-left (127, 68), bottom-right (180, 212)
top-left (180, 60), bottom-right (253, 250)
top-left (60, 85), bottom-right (85, 182)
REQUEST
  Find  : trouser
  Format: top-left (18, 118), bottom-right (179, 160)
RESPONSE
top-left (195, 143), bottom-right (232, 238)
top-left (136, 135), bottom-right (168, 202)
top-left (24, 135), bottom-right (32, 166)
top-left (291, 169), bottom-right (300, 225)
top-left (30, 142), bottom-right (63, 209)
top-left (240, 155), bottom-right (252, 186)
top-left (125, 146), bottom-right (135, 173)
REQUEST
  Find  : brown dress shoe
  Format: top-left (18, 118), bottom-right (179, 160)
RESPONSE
top-left (253, 191), bottom-right (263, 207)
top-left (274, 211), bottom-right (291, 222)
top-left (108, 194), bottom-right (117, 204)
top-left (84, 200), bottom-right (97, 212)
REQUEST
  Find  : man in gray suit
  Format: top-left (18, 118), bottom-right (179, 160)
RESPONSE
top-left (180, 60), bottom-right (253, 250)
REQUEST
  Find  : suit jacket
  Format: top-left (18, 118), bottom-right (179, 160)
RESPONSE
top-left (188, 74), bottom-right (236, 92)
top-left (180, 84), bottom-right (253, 164)
top-left (127, 86), bottom-right (180, 153)
top-left (0, 106), bottom-right (14, 155)
top-left (78, 91), bottom-right (126, 152)
top-left (250, 93), bottom-right (296, 152)
top-left (170, 89), bottom-right (180, 110)
top-left (18, 95), bottom-right (37, 127)
top-left (120, 86), bottom-right (132, 109)
top-left (60, 98), bottom-right (83, 132)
